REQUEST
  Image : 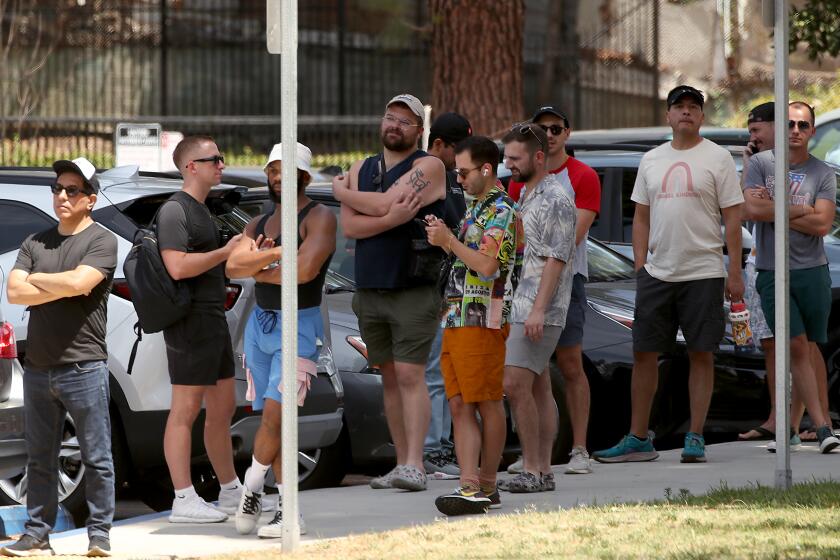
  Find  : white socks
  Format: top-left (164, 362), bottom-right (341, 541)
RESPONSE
top-left (244, 457), bottom-right (271, 492)
top-left (174, 485), bottom-right (198, 500)
top-left (220, 478), bottom-right (242, 491)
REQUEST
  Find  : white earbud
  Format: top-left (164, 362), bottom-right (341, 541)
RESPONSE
top-left (482, 169), bottom-right (488, 176)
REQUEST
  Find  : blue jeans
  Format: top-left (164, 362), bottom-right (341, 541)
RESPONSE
top-left (424, 327), bottom-right (453, 455)
top-left (23, 361), bottom-right (114, 540)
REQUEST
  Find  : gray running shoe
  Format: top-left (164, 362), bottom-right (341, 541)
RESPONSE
top-left (370, 465), bottom-right (401, 489)
top-left (423, 451), bottom-right (460, 480)
top-left (565, 446), bottom-right (592, 474)
top-left (506, 472), bottom-right (544, 494)
top-left (391, 465), bottom-right (427, 491)
top-left (506, 455), bottom-right (524, 474)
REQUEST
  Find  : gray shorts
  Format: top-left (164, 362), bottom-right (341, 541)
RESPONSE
top-left (557, 274), bottom-right (586, 348)
top-left (505, 323), bottom-right (565, 374)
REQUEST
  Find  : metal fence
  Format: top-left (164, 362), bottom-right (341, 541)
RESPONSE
top-left (1, 0), bottom-right (659, 169)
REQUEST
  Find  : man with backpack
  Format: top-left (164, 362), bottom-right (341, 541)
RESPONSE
top-left (225, 142), bottom-right (336, 537)
top-left (157, 136), bottom-right (243, 523)
top-left (4, 157), bottom-right (117, 556)
top-left (421, 112), bottom-right (471, 480)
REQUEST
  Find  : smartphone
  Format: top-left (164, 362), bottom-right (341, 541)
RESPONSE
top-left (745, 141), bottom-right (757, 157)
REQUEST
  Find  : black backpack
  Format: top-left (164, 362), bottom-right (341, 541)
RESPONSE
top-left (123, 197), bottom-right (191, 335)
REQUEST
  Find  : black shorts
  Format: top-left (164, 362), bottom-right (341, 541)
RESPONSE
top-left (164, 312), bottom-right (235, 386)
top-left (632, 268), bottom-right (725, 353)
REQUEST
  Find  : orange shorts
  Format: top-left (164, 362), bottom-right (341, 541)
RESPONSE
top-left (440, 324), bottom-right (510, 404)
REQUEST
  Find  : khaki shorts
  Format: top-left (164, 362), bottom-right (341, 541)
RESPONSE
top-left (504, 323), bottom-right (564, 375)
top-left (441, 325), bottom-right (509, 403)
top-left (352, 285), bottom-right (441, 365)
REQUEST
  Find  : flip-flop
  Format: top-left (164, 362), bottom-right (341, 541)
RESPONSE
top-left (738, 426), bottom-right (775, 441)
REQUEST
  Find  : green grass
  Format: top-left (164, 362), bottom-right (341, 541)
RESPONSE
top-left (215, 480), bottom-right (840, 559)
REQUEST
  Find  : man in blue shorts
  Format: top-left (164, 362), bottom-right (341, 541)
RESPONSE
top-left (226, 142), bottom-right (336, 537)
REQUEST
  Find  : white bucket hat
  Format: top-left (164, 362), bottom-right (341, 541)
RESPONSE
top-left (264, 142), bottom-right (313, 176)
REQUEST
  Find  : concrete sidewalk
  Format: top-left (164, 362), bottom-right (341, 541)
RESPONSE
top-left (41, 441), bottom-right (838, 557)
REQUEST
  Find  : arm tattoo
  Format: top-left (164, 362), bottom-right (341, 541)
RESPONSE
top-left (407, 168), bottom-right (431, 193)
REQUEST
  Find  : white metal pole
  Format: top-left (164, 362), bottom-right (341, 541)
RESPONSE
top-left (422, 105), bottom-right (432, 151)
top-left (279, 0), bottom-right (300, 549)
top-left (772, 0), bottom-right (791, 490)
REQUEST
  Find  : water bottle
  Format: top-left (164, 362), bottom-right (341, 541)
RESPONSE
top-left (729, 302), bottom-right (753, 347)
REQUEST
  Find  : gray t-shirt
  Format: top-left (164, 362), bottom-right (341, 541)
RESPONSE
top-left (14, 223), bottom-right (117, 368)
top-left (743, 151), bottom-right (836, 270)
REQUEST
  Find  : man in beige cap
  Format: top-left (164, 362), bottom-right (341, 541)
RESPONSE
top-left (332, 94), bottom-right (446, 491)
top-left (226, 141), bottom-right (336, 537)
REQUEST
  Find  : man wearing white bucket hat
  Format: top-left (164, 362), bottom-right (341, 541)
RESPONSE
top-left (226, 141), bottom-right (336, 538)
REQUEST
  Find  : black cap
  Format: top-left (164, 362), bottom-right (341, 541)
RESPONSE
top-left (52, 157), bottom-right (100, 193)
top-left (531, 105), bottom-right (569, 126)
top-left (666, 85), bottom-right (704, 108)
top-left (747, 102), bottom-right (774, 124)
top-left (430, 112), bottom-right (473, 144)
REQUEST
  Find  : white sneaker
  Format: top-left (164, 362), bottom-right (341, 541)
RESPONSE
top-left (257, 508), bottom-right (306, 538)
top-left (507, 455), bottom-right (523, 474)
top-left (235, 487), bottom-right (263, 535)
top-left (767, 435), bottom-right (801, 453)
top-left (565, 446), bottom-right (592, 474)
top-left (169, 495), bottom-right (229, 523)
top-left (216, 485), bottom-right (243, 515)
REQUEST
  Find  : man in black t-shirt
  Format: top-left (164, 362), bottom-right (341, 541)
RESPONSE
top-left (5, 157), bottom-right (117, 557)
top-left (157, 136), bottom-right (243, 524)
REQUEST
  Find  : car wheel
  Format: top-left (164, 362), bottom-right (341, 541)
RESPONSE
top-left (0, 414), bottom-right (87, 522)
top-left (298, 427), bottom-right (350, 490)
top-left (819, 329), bottom-right (840, 426)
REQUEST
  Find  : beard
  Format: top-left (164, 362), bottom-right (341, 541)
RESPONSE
top-left (266, 175), bottom-right (304, 204)
top-left (511, 165), bottom-right (535, 183)
top-left (381, 129), bottom-right (416, 152)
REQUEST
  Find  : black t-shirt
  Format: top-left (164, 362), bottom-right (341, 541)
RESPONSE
top-left (157, 191), bottom-right (226, 316)
top-left (443, 170), bottom-right (467, 233)
top-left (14, 223), bottom-right (117, 368)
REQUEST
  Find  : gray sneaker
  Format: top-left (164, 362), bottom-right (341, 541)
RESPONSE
top-left (423, 451), bottom-right (460, 480)
top-left (391, 465), bottom-right (427, 491)
top-left (565, 446), bottom-right (592, 474)
top-left (370, 465), bottom-right (401, 489)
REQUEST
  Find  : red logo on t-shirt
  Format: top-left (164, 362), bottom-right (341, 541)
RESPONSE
top-left (658, 162), bottom-right (700, 199)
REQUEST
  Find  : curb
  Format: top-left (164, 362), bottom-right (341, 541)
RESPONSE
top-left (0, 504), bottom-right (74, 540)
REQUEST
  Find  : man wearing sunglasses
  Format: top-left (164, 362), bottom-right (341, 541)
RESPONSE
top-left (500, 123), bottom-right (577, 493)
top-left (332, 94), bottom-right (446, 492)
top-left (157, 135), bottom-right (245, 523)
top-left (5, 158), bottom-right (117, 556)
top-left (742, 101), bottom-right (840, 454)
top-left (594, 85), bottom-right (745, 465)
top-left (506, 106), bottom-right (601, 477)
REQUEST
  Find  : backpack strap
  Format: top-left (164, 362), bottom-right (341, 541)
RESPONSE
top-left (126, 321), bottom-right (142, 375)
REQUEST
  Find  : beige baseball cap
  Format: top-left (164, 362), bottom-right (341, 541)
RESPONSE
top-left (264, 142), bottom-right (313, 176)
top-left (385, 94), bottom-right (424, 125)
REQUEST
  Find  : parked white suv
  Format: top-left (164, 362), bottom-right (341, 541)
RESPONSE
top-left (0, 166), bottom-right (344, 517)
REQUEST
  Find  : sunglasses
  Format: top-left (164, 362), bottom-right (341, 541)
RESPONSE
top-left (788, 120), bottom-right (811, 131)
top-left (382, 114), bottom-right (421, 129)
top-left (454, 166), bottom-right (481, 179)
top-left (51, 183), bottom-right (92, 198)
top-left (538, 124), bottom-right (566, 136)
top-left (511, 122), bottom-right (546, 153)
top-left (192, 155), bottom-right (225, 165)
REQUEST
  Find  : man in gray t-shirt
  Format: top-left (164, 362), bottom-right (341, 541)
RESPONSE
top-left (743, 101), bottom-right (840, 454)
top-left (5, 157), bottom-right (117, 556)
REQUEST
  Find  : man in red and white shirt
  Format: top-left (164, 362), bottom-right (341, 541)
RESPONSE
top-left (507, 106), bottom-right (601, 477)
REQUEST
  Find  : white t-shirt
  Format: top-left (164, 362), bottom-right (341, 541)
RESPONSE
top-left (631, 138), bottom-right (744, 282)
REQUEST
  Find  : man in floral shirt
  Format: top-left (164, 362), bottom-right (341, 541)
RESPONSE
top-left (425, 136), bottom-right (521, 516)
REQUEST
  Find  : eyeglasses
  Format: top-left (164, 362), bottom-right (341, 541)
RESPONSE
top-left (788, 120), bottom-right (811, 131)
top-left (454, 166), bottom-right (481, 179)
top-left (51, 183), bottom-right (92, 198)
top-left (511, 122), bottom-right (546, 153)
top-left (382, 114), bottom-right (421, 129)
top-left (538, 124), bottom-right (566, 136)
top-left (192, 155), bottom-right (225, 166)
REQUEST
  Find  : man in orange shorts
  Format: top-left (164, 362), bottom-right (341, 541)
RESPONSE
top-left (425, 136), bottom-right (522, 515)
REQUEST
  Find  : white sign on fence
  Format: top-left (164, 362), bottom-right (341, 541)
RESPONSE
top-left (115, 123), bottom-right (162, 171)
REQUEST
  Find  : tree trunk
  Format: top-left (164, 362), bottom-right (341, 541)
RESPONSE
top-left (429, 0), bottom-right (524, 137)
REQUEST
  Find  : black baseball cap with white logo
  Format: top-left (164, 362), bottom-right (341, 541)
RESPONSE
top-left (666, 85), bottom-right (705, 108)
top-left (53, 157), bottom-right (100, 193)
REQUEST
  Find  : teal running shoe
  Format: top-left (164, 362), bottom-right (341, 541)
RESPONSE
top-left (680, 432), bottom-right (706, 463)
top-left (592, 434), bottom-right (659, 463)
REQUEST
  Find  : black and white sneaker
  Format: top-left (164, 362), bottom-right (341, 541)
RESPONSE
top-left (818, 425), bottom-right (840, 454)
top-left (434, 486), bottom-right (491, 516)
top-left (235, 487), bottom-right (263, 535)
top-left (0, 535), bottom-right (54, 557)
top-left (86, 536), bottom-right (111, 558)
top-left (257, 506), bottom-right (307, 538)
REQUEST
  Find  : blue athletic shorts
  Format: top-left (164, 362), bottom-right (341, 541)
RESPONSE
top-left (244, 305), bottom-right (323, 410)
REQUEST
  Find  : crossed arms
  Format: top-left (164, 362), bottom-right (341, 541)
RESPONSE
top-left (7, 266), bottom-right (106, 306)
